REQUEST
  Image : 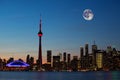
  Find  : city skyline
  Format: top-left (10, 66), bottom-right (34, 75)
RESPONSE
top-left (0, 0), bottom-right (120, 63)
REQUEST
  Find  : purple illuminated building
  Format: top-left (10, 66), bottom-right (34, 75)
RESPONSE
top-left (6, 60), bottom-right (29, 71)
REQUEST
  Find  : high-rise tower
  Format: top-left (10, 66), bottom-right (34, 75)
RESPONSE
top-left (63, 52), bottom-right (66, 62)
top-left (38, 17), bottom-right (43, 67)
top-left (67, 54), bottom-right (71, 63)
top-left (85, 44), bottom-right (89, 56)
top-left (80, 47), bottom-right (84, 58)
top-left (92, 41), bottom-right (97, 66)
top-left (47, 50), bottom-right (52, 64)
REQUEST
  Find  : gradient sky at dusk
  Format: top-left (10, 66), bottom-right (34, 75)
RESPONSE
top-left (0, 0), bottom-right (120, 63)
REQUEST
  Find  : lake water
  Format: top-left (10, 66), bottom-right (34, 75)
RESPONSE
top-left (0, 71), bottom-right (120, 80)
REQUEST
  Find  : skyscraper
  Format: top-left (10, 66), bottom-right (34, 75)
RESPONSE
top-left (92, 44), bottom-right (97, 66)
top-left (85, 44), bottom-right (89, 56)
top-left (26, 54), bottom-right (30, 64)
top-left (63, 52), bottom-right (66, 62)
top-left (67, 54), bottom-right (71, 63)
top-left (80, 47), bottom-right (84, 58)
top-left (53, 56), bottom-right (61, 71)
top-left (59, 53), bottom-right (62, 61)
top-left (38, 17), bottom-right (43, 67)
top-left (85, 44), bottom-right (90, 68)
top-left (47, 50), bottom-right (52, 64)
top-left (67, 53), bottom-right (71, 70)
top-left (96, 52), bottom-right (103, 69)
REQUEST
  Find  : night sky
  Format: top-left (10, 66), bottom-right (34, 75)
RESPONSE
top-left (0, 0), bottom-right (120, 63)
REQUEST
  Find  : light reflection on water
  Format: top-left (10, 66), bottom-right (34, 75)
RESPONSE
top-left (0, 71), bottom-right (120, 80)
top-left (112, 71), bottom-right (119, 80)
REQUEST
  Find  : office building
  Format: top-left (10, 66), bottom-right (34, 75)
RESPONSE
top-left (67, 54), bottom-right (71, 63)
top-left (85, 44), bottom-right (89, 56)
top-left (47, 50), bottom-right (52, 64)
top-left (53, 56), bottom-right (61, 71)
top-left (80, 47), bottom-right (84, 58)
top-left (96, 52), bottom-right (103, 69)
top-left (63, 52), bottom-right (66, 62)
top-left (92, 44), bottom-right (97, 66)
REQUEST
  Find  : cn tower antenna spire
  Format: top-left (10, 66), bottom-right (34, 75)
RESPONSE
top-left (40, 15), bottom-right (42, 32)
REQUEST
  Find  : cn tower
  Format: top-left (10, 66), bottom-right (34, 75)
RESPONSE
top-left (38, 17), bottom-right (43, 67)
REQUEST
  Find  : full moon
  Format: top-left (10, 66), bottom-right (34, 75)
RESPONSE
top-left (83, 9), bottom-right (94, 21)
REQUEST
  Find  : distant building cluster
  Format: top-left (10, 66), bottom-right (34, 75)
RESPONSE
top-left (42, 44), bottom-right (120, 71)
top-left (1, 43), bottom-right (120, 71)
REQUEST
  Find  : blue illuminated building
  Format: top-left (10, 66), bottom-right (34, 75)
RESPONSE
top-left (6, 60), bottom-right (30, 71)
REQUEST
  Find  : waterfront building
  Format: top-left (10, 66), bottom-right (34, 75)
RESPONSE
top-left (47, 50), bottom-right (52, 64)
top-left (96, 52), bottom-right (103, 69)
top-left (71, 56), bottom-right (78, 71)
top-left (53, 56), bottom-right (61, 71)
